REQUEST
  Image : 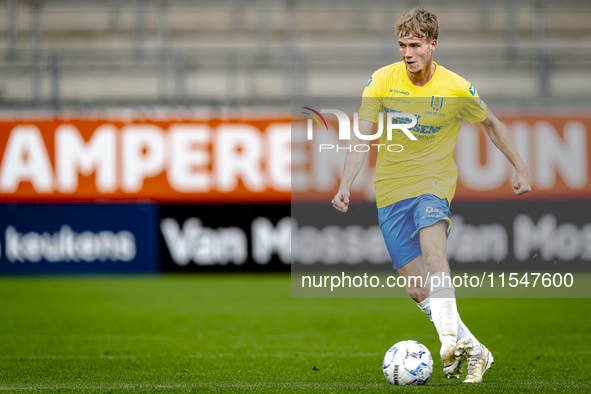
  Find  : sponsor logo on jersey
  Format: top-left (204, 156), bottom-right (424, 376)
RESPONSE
top-left (383, 107), bottom-right (442, 136)
top-left (389, 89), bottom-right (409, 95)
top-left (366, 76), bottom-right (373, 87)
top-left (469, 83), bottom-right (476, 96)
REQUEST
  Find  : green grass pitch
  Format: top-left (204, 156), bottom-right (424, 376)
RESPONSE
top-left (0, 274), bottom-right (589, 393)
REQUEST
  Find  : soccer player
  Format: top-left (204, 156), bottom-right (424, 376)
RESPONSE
top-left (331, 8), bottom-right (530, 383)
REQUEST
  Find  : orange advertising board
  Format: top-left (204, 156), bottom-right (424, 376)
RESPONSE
top-left (0, 116), bottom-right (589, 202)
top-left (456, 116), bottom-right (590, 201)
top-left (0, 119), bottom-right (291, 202)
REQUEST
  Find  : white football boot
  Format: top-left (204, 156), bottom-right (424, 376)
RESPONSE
top-left (441, 337), bottom-right (474, 379)
top-left (463, 343), bottom-right (494, 383)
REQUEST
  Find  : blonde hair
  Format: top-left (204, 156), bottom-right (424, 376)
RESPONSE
top-left (395, 8), bottom-right (439, 41)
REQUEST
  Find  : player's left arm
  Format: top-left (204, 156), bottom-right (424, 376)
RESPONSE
top-left (480, 110), bottom-right (531, 196)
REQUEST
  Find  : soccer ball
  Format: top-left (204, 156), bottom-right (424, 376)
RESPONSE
top-left (382, 340), bottom-right (433, 386)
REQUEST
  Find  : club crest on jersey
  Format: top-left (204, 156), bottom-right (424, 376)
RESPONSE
top-left (430, 96), bottom-right (444, 111)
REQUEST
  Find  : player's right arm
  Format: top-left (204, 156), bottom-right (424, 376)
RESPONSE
top-left (333, 70), bottom-right (382, 212)
top-left (331, 119), bottom-right (375, 213)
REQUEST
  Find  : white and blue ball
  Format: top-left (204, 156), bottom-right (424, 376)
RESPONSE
top-left (382, 340), bottom-right (433, 386)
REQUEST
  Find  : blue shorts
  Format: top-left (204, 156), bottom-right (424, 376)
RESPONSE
top-left (378, 194), bottom-right (452, 269)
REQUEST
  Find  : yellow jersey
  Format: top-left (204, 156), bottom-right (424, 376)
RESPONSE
top-left (359, 61), bottom-right (488, 208)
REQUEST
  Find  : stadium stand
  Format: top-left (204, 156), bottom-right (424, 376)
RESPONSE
top-left (0, 0), bottom-right (590, 110)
